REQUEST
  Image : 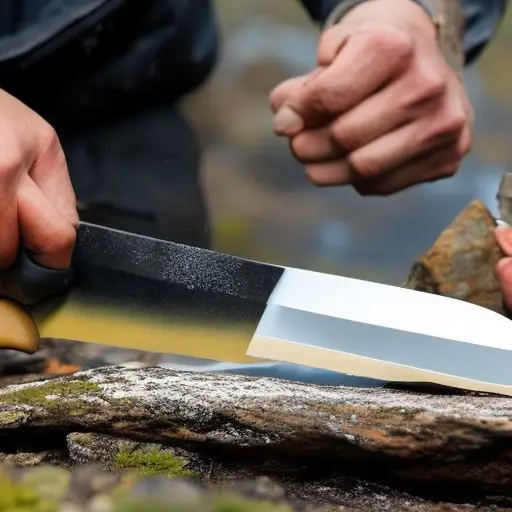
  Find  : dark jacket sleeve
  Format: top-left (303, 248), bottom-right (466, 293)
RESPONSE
top-left (298, 0), bottom-right (508, 65)
top-left (462, 0), bottom-right (508, 64)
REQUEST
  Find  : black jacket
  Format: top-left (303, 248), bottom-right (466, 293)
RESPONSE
top-left (0, 0), bottom-right (506, 130)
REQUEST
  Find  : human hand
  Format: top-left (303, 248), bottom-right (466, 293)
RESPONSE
top-left (269, 0), bottom-right (473, 195)
top-left (495, 226), bottom-right (512, 311)
top-left (0, 89), bottom-right (78, 270)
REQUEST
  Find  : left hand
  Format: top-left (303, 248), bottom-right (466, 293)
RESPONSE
top-left (269, 0), bottom-right (473, 195)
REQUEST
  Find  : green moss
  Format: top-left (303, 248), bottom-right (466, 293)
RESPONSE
top-left (18, 466), bottom-right (71, 502)
top-left (114, 494), bottom-right (293, 512)
top-left (113, 445), bottom-right (197, 479)
top-left (0, 410), bottom-right (27, 426)
top-left (0, 470), bottom-right (58, 511)
top-left (0, 380), bottom-right (101, 411)
top-left (212, 494), bottom-right (293, 512)
top-left (68, 432), bottom-right (94, 447)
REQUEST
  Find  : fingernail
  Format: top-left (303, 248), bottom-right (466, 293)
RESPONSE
top-left (273, 106), bottom-right (303, 134)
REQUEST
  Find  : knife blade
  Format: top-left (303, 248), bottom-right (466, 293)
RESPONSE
top-left (1, 221), bottom-right (512, 396)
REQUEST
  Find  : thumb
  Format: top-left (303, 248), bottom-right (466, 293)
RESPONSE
top-left (271, 68), bottom-right (329, 136)
top-left (269, 74), bottom-right (312, 136)
top-left (269, 75), bottom-right (309, 114)
top-left (496, 257), bottom-right (512, 312)
top-left (495, 225), bottom-right (512, 255)
top-left (271, 26), bottom-right (349, 137)
top-left (17, 175), bottom-right (77, 269)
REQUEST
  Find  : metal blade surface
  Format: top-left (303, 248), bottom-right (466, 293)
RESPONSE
top-left (29, 222), bottom-right (285, 363)
top-left (26, 222), bottom-right (512, 396)
top-left (246, 267), bottom-right (512, 395)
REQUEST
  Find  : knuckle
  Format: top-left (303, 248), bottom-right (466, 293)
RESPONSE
top-left (0, 149), bottom-right (23, 180)
top-left (305, 166), bottom-right (328, 186)
top-left (441, 108), bottom-right (467, 136)
top-left (426, 112), bottom-right (467, 145)
top-left (421, 74), bottom-right (446, 99)
top-left (458, 135), bottom-right (473, 156)
top-left (306, 84), bottom-right (340, 115)
top-left (348, 154), bottom-right (379, 180)
top-left (41, 225), bottom-right (77, 256)
top-left (330, 123), bottom-right (358, 152)
top-left (291, 134), bottom-right (311, 160)
top-left (38, 122), bottom-right (59, 150)
top-left (35, 122), bottom-right (65, 164)
top-left (408, 65), bottom-right (447, 102)
top-left (440, 158), bottom-right (461, 178)
top-left (363, 28), bottom-right (414, 62)
top-left (420, 108), bottom-right (468, 147)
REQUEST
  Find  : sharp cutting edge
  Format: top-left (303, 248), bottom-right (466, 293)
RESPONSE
top-left (0, 174), bottom-right (510, 396)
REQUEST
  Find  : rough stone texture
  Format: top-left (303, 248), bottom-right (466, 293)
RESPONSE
top-left (63, 433), bottom-right (512, 511)
top-left (403, 200), bottom-right (505, 314)
top-left (0, 366), bottom-right (512, 510)
top-left (0, 199), bottom-right (511, 510)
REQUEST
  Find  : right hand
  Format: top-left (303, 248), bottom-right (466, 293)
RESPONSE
top-left (0, 89), bottom-right (78, 271)
top-left (269, 0), bottom-right (473, 195)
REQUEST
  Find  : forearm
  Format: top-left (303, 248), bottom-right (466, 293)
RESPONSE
top-left (298, 0), bottom-right (508, 66)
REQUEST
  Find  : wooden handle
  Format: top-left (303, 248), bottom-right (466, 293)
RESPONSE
top-left (0, 299), bottom-right (40, 354)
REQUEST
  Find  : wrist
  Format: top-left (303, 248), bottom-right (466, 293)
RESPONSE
top-left (325, 0), bottom-right (435, 29)
top-left (325, 0), bottom-right (464, 76)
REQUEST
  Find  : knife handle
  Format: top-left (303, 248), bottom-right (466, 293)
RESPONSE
top-left (0, 246), bottom-right (74, 307)
top-left (0, 247), bottom-right (74, 355)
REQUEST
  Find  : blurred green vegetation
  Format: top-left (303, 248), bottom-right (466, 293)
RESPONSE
top-left (478, 6), bottom-right (512, 105)
top-left (212, 217), bottom-right (254, 256)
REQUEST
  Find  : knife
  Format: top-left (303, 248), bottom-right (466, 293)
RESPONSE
top-left (1, 218), bottom-right (512, 396)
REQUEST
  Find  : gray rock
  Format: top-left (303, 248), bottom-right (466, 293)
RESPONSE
top-left (0, 365), bottom-right (511, 510)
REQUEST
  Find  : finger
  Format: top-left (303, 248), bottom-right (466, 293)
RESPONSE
top-left (269, 74), bottom-right (310, 114)
top-left (351, 142), bottom-right (463, 196)
top-left (495, 257), bottom-right (512, 311)
top-left (317, 25), bottom-right (349, 65)
top-left (271, 71), bottom-right (325, 134)
top-left (0, 180), bottom-right (19, 269)
top-left (290, 125), bottom-right (344, 163)
top-left (30, 127), bottom-right (79, 227)
top-left (0, 148), bottom-right (23, 269)
top-left (304, 158), bottom-right (352, 186)
top-left (17, 174), bottom-right (77, 269)
top-left (274, 30), bottom-right (414, 136)
top-left (495, 226), bottom-right (512, 255)
top-left (348, 116), bottom-right (463, 181)
top-left (329, 83), bottom-right (417, 153)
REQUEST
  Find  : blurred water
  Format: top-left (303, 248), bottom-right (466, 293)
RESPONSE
top-left (185, 3), bottom-right (511, 286)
